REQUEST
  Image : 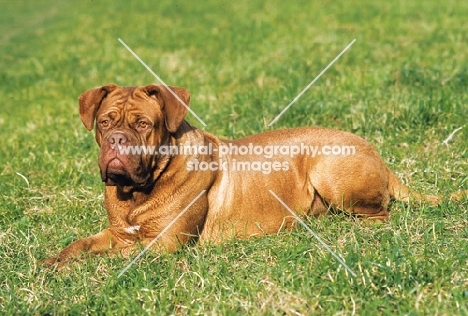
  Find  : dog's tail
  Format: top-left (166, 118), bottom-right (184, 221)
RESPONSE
top-left (386, 167), bottom-right (467, 205)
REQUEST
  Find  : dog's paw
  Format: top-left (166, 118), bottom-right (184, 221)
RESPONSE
top-left (39, 256), bottom-right (64, 269)
top-left (450, 189), bottom-right (468, 201)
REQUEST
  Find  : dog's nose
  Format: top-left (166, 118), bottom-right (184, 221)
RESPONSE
top-left (108, 132), bottom-right (128, 147)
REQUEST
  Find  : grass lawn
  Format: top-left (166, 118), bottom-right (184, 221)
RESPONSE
top-left (1, 0), bottom-right (467, 314)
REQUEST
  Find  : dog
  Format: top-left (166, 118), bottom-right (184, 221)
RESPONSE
top-left (42, 83), bottom-right (466, 266)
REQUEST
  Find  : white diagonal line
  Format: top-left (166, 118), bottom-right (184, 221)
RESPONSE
top-left (442, 126), bottom-right (463, 148)
top-left (118, 38), bottom-right (207, 127)
top-left (268, 39), bottom-right (356, 126)
top-left (117, 190), bottom-right (206, 278)
top-left (268, 189), bottom-right (357, 277)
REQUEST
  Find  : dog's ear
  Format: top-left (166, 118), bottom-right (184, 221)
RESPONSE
top-left (79, 84), bottom-right (118, 131)
top-left (144, 84), bottom-right (190, 133)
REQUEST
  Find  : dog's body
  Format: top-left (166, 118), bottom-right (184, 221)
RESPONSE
top-left (42, 84), bottom-right (464, 266)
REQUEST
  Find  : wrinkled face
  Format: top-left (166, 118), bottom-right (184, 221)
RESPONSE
top-left (79, 84), bottom-right (190, 187)
top-left (96, 87), bottom-right (167, 186)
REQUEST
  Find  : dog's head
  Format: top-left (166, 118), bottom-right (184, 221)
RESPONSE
top-left (79, 84), bottom-right (190, 187)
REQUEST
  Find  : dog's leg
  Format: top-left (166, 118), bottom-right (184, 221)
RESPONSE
top-left (309, 191), bottom-right (329, 217)
top-left (41, 228), bottom-right (135, 267)
top-left (349, 203), bottom-right (390, 221)
top-left (137, 235), bottom-right (184, 254)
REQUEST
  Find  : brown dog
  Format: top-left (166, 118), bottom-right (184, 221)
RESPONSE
top-left (42, 83), bottom-right (465, 266)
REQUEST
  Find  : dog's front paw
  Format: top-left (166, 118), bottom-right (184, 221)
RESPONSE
top-left (39, 256), bottom-right (66, 269)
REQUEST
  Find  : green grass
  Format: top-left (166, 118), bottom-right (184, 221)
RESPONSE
top-left (1, 0), bottom-right (468, 314)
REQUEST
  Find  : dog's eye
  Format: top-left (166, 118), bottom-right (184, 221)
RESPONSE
top-left (137, 121), bottom-right (150, 130)
top-left (136, 121), bottom-right (151, 132)
top-left (100, 120), bottom-right (110, 128)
